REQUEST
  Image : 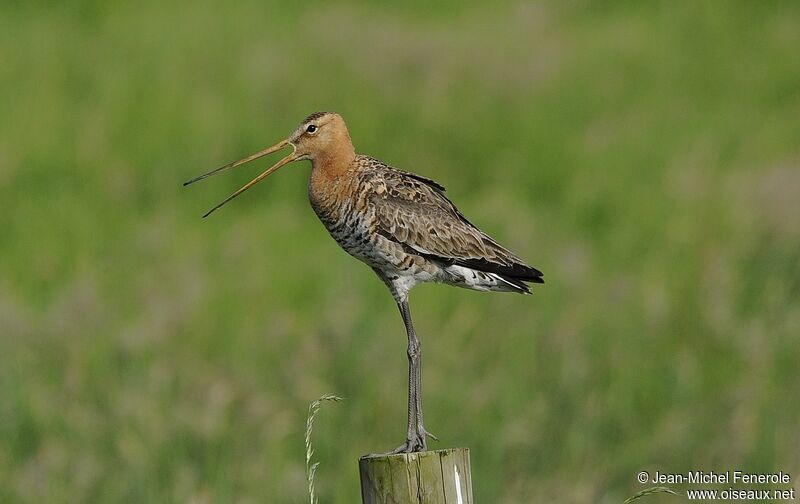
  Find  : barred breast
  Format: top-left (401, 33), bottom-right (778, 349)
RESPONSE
top-left (308, 169), bottom-right (436, 280)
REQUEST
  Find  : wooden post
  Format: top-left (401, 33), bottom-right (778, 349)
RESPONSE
top-left (359, 448), bottom-right (473, 504)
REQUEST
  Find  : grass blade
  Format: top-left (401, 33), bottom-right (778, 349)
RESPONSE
top-left (624, 486), bottom-right (680, 504)
top-left (305, 394), bottom-right (342, 504)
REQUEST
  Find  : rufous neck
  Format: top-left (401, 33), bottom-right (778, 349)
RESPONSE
top-left (312, 142), bottom-right (356, 177)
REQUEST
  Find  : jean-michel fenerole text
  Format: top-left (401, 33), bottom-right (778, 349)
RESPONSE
top-left (652, 471), bottom-right (791, 485)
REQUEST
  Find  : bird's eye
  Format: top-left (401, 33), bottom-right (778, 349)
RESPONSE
top-left (306, 124), bottom-right (317, 134)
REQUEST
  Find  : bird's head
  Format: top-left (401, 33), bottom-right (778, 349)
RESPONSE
top-left (290, 112), bottom-right (353, 162)
top-left (184, 111), bottom-right (353, 218)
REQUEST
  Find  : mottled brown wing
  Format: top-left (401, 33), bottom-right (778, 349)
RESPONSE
top-left (368, 166), bottom-right (543, 282)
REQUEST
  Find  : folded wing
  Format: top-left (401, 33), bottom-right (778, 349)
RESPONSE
top-left (367, 162), bottom-right (544, 286)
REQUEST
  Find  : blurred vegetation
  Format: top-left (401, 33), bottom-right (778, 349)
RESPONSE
top-left (1, 1), bottom-right (799, 502)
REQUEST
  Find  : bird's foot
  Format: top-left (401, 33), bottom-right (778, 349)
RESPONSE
top-left (366, 426), bottom-right (439, 457)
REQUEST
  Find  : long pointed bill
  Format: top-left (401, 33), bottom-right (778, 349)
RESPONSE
top-left (183, 139), bottom-right (291, 186)
top-left (183, 139), bottom-right (298, 218)
top-left (201, 148), bottom-right (298, 218)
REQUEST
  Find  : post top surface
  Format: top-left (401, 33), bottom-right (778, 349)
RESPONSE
top-left (359, 447), bottom-right (469, 461)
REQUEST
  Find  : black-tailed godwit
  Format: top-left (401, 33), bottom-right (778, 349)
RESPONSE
top-left (185, 112), bottom-right (544, 453)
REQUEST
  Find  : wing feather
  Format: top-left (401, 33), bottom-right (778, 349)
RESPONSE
top-left (365, 162), bottom-right (543, 282)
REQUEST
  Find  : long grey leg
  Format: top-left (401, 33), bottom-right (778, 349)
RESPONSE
top-left (401, 301), bottom-right (439, 450)
top-left (369, 299), bottom-right (437, 456)
top-left (399, 301), bottom-right (423, 447)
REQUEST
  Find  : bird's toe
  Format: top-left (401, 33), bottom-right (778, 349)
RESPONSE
top-left (419, 426), bottom-right (439, 442)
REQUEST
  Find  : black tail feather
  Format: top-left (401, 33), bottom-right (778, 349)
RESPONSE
top-left (496, 275), bottom-right (533, 294)
top-left (455, 257), bottom-right (544, 284)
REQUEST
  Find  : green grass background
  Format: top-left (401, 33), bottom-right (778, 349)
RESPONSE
top-left (1, 1), bottom-right (799, 502)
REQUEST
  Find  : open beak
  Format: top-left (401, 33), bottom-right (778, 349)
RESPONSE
top-left (183, 139), bottom-right (297, 218)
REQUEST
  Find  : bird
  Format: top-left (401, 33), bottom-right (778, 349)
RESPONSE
top-left (184, 112), bottom-right (544, 454)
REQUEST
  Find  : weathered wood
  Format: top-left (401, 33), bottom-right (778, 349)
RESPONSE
top-left (359, 448), bottom-right (473, 504)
